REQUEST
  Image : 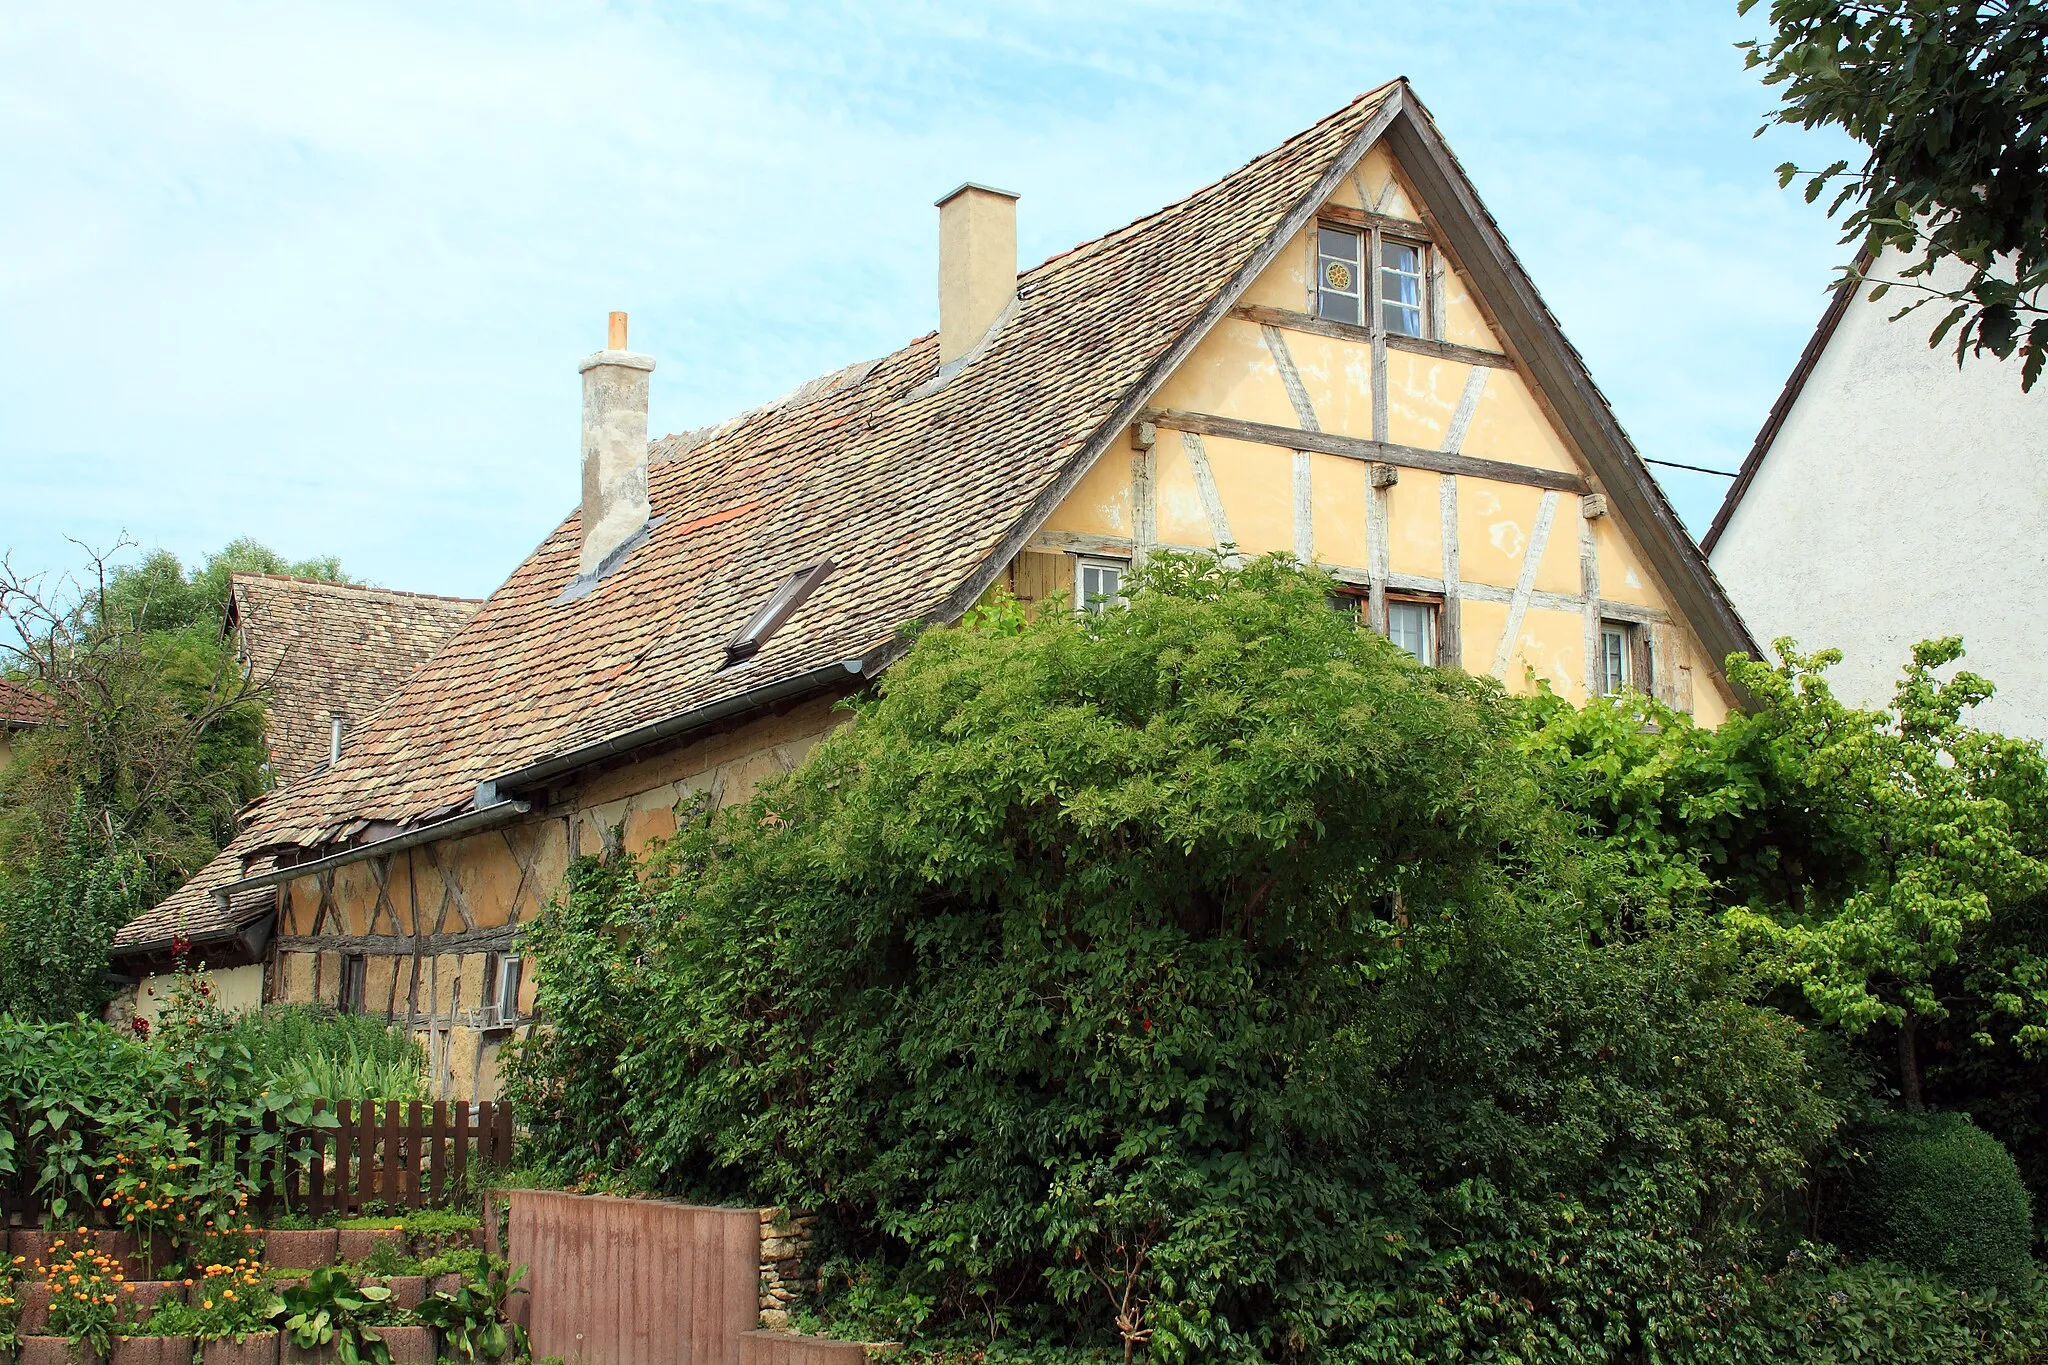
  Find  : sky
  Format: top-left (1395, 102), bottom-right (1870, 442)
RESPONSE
top-left (0, 0), bottom-right (1860, 600)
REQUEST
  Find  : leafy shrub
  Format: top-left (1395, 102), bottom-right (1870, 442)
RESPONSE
top-left (510, 556), bottom-right (1850, 1360)
top-left (413, 1258), bottom-right (525, 1364)
top-left (400, 1208), bottom-right (480, 1259)
top-left (279, 1267), bottom-right (394, 1365)
top-left (218, 1006), bottom-right (426, 1102)
top-left (1849, 1111), bottom-right (2036, 1292)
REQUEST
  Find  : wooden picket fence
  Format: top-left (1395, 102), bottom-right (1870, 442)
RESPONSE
top-left (0, 1099), bottom-right (513, 1223)
top-left (287, 1099), bottom-right (515, 1215)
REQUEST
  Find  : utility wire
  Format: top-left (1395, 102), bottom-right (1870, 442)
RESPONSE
top-left (1643, 457), bottom-right (1739, 478)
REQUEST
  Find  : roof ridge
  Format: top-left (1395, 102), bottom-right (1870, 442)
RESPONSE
top-left (230, 572), bottom-right (484, 605)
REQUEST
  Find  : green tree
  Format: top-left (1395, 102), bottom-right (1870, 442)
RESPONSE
top-left (0, 795), bottom-right (149, 1021)
top-left (509, 555), bottom-right (1841, 1361)
top-left (1740, 0), bottom-right (2048, 388)
top-left (1524, 639), bottom-right (2048, 1116)
top-left (0, 538), bottom-right (348, 884)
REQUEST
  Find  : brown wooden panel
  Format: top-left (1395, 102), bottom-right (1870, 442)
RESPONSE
top-left (450, 1103), bottom-right (468, 1205)
top-left (737, 1333), bottom-right (868, 1365)
top-left (335, 1100), bottom-right (354, 1215)
top-left (1141, 407), bottom-right (1589, 495)
top-left (381, 1101), bottom-right (401, 1207)
top-left (515, 1190), bottom-right (760, 1365)
top-left (428, 1102), bottom-right (447, 1206)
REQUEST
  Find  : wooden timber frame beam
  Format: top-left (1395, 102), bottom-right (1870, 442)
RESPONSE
top-left (1027, 526), bottom-right (1674, 629)
top-left (277, 924), bottom-right (518, 957)
top-left (1231, 304), bottom-right (1514, 372)
top-left (1140, 407), bottom-right (1588, 494)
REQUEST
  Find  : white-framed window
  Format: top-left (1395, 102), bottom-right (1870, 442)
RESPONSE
top-left (1316, 227), bottom-right (1365, 325)
top-left (1599, 623), bottom-right (1633, 696)
top-left (1317, 222), bottom-right (1429, 338)
top-left (485, 954), bottom-right (522, 1027)
top-left (1386, 598), bottom-right (1438, 666)
top-left (1076, 557), bottom-right (1126, 612)
top-left (1380, 238), bottom-right (1426, 337)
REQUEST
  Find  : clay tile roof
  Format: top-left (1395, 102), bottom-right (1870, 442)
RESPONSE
top-left (228, 574), bottom-right (483, 787)
top-left (112, 840), bottom-right (282, 954)
top-left (0, 679), bottom-right (58, 728)
top-left (159, 82), bottom-right (1405, 878)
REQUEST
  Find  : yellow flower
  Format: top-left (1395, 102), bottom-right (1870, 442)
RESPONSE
top-left (202, 1300), bottom-right (213, 1310)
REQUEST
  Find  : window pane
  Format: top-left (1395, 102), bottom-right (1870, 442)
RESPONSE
top-left (1317, 228), bottom-right (1364, 324)
top-left (1081, 562), bottom-right (1122, 610)
top-left (1381, 240), bottom-right (1424, 337)
top-left (1388, 601), bottom-right (1436, 664)
top-left (1601, 628), bottom-right (1627, 694)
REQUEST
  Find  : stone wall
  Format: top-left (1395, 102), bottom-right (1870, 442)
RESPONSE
top-left (757, 1207), bottom-right (817, 1330)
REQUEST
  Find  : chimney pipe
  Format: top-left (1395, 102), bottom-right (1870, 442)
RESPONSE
top-left (936, 183), bottom-right (1019, 365)
top-left (577, 311), bottom-right (655, 578)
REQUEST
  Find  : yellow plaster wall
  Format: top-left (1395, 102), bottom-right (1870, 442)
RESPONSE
top-left (129, 964), bottom-right (264, 1023)
top-left (1442, 266), bottom-right (1502, 353)
top-left (1240, 228), bottom-right (1310, 312)
top-left (1282, 331), bottom-right (1374, 434)
top-left (1149, 317), bottom-right (1302, 430)
top-left (1042, 443), bottom-right (1136, 538)
top-left (1456, 599), bottom-right (1509, 674)
top-left (1383, 352), bottom-right (1468, 452)
top-left (1502, 606), bottom-right (1586, 697)
top-left (1156, 434), bottom-right (1214, 547)
top-left (1458, 373), bottom-right (1578, 474)
top-left (1308, 453), bottom-right (1369, 568)
top-left (1200, 436), bottom-right (1296, 557)
top-left (1385, 474), bottom-right (1444, 580)
top-left (1347, 145), bottom-right (1421, 221)
top-left (1591, 515), bottom-right (1660, 608)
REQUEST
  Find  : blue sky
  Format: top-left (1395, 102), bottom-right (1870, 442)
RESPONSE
top-left (1, 1), bottom-right (1857, 599)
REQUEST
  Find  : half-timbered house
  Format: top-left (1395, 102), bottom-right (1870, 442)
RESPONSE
top-left (138, 81), bottom-right (1755, 1097)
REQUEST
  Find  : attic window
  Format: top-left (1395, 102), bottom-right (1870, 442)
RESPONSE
top-left (726, 559), bottom-right (834, 664)
top-left (1380, 239), bottom-right (1425, 337)
top-left (1316, 228), bottom-right (1364, 325)
top-left (1317, 223), bottom-right (1429, 338)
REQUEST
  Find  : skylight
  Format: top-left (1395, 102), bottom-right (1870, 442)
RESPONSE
top-left (726, 560), bottom-right (835, 665)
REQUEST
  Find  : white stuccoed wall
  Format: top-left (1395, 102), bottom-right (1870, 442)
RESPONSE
top-left (1711, 254), bottom-right (2048, 740)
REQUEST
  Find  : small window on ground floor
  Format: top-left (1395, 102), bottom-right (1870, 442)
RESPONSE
top-left (1599, 622), bottom-right (1651, 697)
top-left (1386, 597), bottom-right (1438, 666)
top-left (495, 954), bottom-right (522, 1023)
top-left (338, 953), bottom-right (367, 1015)
top-left (1076, 557), bottom-right (1126, 612)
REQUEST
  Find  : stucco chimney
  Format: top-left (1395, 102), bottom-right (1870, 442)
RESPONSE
top-left (577, 311), bottom-right (655, 577)
top-left (936, 183), bottom-right (1019, 365)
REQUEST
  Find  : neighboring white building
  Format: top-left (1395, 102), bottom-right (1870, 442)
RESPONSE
top-left (1706, 253), bottom-right (2048, 739)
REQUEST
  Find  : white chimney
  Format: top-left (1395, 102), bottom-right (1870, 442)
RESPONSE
top-left (578, 311), bottom-right (655, 577)
top-left (936, 183), bottom-right (1019, 365)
